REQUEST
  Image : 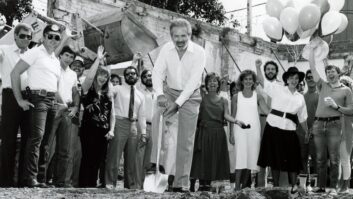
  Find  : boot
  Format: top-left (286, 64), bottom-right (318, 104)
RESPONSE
top-left (339, 180), bottom-right (349, 193)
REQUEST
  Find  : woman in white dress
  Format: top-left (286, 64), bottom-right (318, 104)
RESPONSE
top-left (230, 70), bottom-right (269, 190)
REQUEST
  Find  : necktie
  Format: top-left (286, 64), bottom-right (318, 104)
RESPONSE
top-left (128, 85), bottom-right (135, 120)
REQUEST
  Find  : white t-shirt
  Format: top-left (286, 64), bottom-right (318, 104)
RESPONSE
top-left (20, 45), bottom-right (61, 92)
top-left (58, 67), bottom-right (77, 104)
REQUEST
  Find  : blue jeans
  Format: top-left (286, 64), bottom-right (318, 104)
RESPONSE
top-left (312, 119), bottom-right (342, 188)
top-left (23, 94), bottom-right (56, 183)
top-left (38, 108), bottom-right (73, 185)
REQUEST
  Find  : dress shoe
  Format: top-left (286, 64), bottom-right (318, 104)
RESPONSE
top-left (55, 183), bottom-right (73, 188)
top-left (172, 187), bottom-right (190, 193)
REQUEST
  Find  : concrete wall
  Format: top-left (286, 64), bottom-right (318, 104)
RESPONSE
top-left (42, 0), bottom-right (307, 82)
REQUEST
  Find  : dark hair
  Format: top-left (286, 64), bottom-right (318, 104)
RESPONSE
top-left (205, 72), bottom-right (221, 93)
top-left (110, 74), bottom-right (121, 84)
top-left (229, 81), bottom-right (237, 96)
top-left (305, 69), bottom-right (312, 78)
top-left (94, 67), bottom-right (111, 96)
top-left (14, 23), bottom-right (33, 36)
top-left (141, 69), bottom-right (151, 78)
top-left (124, 66), bottom-right (139, 77)
top-left (59, 46), bottom-right (76, 58)
top-left (325, 65), bottom-right (341, 75)
top-left (263, 61), bottom-right (279, 73)
top-left (237, 70), bottom-right (257, 91)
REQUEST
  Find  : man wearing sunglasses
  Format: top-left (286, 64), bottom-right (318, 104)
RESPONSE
top-left (0, 23), bottom-right (33, 187)
top-left (105, 66), bottom-right (147, 189)
top-left (11, 24), bottom-right (65, 188)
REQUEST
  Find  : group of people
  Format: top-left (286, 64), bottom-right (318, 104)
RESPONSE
top-left (0, 16), bottom-right (353, 196)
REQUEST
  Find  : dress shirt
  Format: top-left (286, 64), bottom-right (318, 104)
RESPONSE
top-left (264, 81), bottom-right (308, 131)
top-left (112, 84), bottom-right (146, 135)
top-left (0, 44), bottom-right (28, 90)
top-left (139, 85), bottom-right (156, 123)
top-left (256, 79), bottom-right (281, 114)
top-left (58, 67), bottom-right (77, 104)
top-left (20, 45), bottom-right (61, 92)
top-left (152, 41), bottom-right (206, 106)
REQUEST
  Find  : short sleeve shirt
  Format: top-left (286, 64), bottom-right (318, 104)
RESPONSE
top-left (20, 45), bottom-right (61, 92)
top-left (315, 79), bottom-right (353, 117)
top-left (264, 81), bottom-right (308, 131)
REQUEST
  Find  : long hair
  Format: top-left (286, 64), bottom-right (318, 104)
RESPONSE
top-left (94, 66), bottom-right (112, 98)
top-left (236, 70), bottom-right (257, 91)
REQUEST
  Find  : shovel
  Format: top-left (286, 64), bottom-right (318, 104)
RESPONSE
top-left (143, 113), bottom-right (168, 193)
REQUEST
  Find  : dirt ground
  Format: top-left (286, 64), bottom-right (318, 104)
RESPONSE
top-left (0, 187), bottom-right (352, 199)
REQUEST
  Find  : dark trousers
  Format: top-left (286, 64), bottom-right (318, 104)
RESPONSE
top-left (38, 110), bottom-right (73, 185)
top-left (23, 94), bottom-right (56, 183)
top-left (0, 89), bottom-right (29, 187)
top-left (105, 118), bottom-right (138, 188)
top-left (79, 125), bottom-right (108, 187)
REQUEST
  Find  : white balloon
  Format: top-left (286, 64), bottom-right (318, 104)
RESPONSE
top-left (280, 7), bottom-right (299, 34)
top-left (297, 26), bottom-right (317, 39)
top-left (302, 39), bottom-right (329, 61)
top-left (263, 16), bottom-right (283, 41)
top-left (328, 0), bottom-right (345, 11)
top-left (321, 11), bottom-right (342, 36)
top-left (335, 13), bottom-right (348, 34)
top-left (266, 0), bottom-right (285, 19)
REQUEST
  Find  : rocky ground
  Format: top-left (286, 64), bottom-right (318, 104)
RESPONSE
top-left (0, 187), bottom-right (352, 199)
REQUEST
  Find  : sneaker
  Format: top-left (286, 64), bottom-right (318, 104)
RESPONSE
top-left (329, 189), bottom-right (338, 196)
top-left (290, 185), bottom-right (298, 194)
top-left (105, 184), bottom-right (115, 189)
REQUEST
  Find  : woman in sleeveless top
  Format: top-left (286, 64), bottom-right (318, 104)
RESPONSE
top-left (230, 70), bottom-right (269, 190)
top-left (190, 73), bottom-right (245, 191)
top-left (78, 46), bottom-right (115, 187)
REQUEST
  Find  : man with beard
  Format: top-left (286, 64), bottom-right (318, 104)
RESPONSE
top-left (105, 66), bottom-right (147, 189)
top-left (255, 60), bottom-right (281, 187)
top-left (153, 18), bottom-right (205, 192)
top-left (135, 69), bottom-right (155, 188)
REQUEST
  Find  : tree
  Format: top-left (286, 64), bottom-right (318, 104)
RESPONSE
top-left (0, 0), bottom-right (32, 27)
top-left (138, 0), bottom-right (227, 26)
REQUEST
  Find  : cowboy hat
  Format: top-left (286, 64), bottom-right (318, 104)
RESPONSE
top-left (302, 38), bottom-right (329, 61)
top-left (282, 66), bottom-right (305, 83)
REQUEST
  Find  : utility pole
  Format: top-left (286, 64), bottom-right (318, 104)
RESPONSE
top-left (247, 0), bottom-right (252, 36)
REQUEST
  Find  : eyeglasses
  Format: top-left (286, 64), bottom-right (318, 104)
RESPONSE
top-left (142, 74), bottom-right (152, 78)
top-left (18, 34), bottom-right (32, 40)
top-left (125, 72), bottom-right (137, 76)
top-left (306, 76), bottom-right (313, 80)
top-left (46, 34), bottom-right (61, 41)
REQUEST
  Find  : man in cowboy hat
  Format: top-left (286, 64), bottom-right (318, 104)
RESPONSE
top-left (308, 38), bottom-right (353, 195)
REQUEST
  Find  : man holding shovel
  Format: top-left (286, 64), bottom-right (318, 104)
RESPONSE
top-left (152, 18), bottom-right (206, 192)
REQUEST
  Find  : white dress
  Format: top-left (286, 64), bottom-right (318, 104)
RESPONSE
top-left (234, 91), bottom-right (261, 171)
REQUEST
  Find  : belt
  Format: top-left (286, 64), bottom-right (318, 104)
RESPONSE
top-left (31, 89), bottom-right (56, 97)
top-left (115, 115), bottom-right (138, 122)
top-left (315, 116), bottom-right (340, 122)
top-left (260, 114), bottom-right (267, 117)
top-left (146, 121), bottom-right (152, 125)
top-left (270, 109), bottom-right (298, 125)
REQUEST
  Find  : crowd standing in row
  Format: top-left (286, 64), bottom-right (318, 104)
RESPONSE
top-left (0, 18), bottom-right (353, 196)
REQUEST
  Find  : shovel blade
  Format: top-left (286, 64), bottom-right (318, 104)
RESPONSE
top-left (143, 173), bottom-right (168, 193)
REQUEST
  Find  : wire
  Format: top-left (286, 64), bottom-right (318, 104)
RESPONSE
top-left (226, 2), bottom-right (266, 13)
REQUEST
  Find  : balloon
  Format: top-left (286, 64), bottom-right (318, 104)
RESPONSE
top-left (266, 0), bottom-right (285, 19)
top-left (299, 4), bottom-right (321, 31)
top-left (302, 38), bottom-right (329, 61)
top-left (328, 0), bottom-right (345, 11)
top-left (284, 0), bottom-right (295, 8)
top-left (321, 11), bottom-right (342, 36)
top-left (284, 31), bottom-right (300, 42)
top-left (263, 16), bottom-right (283, 41)
top-left (280, 7), bottom-right (299, 34)
top-left (335, 13), bottom-right (348, 34)
top-left (297, 26), bottom-right (317, 39)
top-left (311, 0), bottom-right (330, 16)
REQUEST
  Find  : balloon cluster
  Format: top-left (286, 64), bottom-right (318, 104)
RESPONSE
top-left (263, 0), bottom-right (347, 43)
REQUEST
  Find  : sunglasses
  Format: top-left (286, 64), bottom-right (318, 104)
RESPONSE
top-left (142, 74), bottom-right (152, 78)
top-left (125, 72), bottom-right (137, 76)
top-left (18, 34), bottom-right (32, 40)
top-left (46, 34), bottom-right (61, 41)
